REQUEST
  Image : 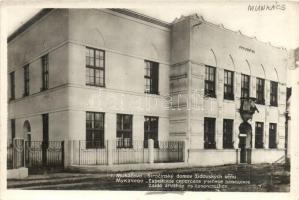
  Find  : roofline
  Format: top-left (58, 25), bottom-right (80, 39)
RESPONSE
top-left (109, 9), bottom-right (171, 28)
top-left (7, 8), bottom-right (171, 43)
top-left (7, 9), bottom-right (54, 43)
top-left (7, 8), bottom-right (288, 51)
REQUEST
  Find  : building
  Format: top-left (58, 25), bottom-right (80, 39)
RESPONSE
top-left (285, 47), bottom-right (299, 161)
top-left (7, 9), bottom-right (289, 167)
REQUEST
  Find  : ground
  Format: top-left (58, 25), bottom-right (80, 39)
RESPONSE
top-left (7, 163), bottom-right (290, 192)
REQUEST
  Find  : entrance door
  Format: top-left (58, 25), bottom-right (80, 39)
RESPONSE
top-left (239, 122), bottom-right (252, 164)
top-left (239, 136), bottom-right (247, 163)
top-left (42, 114), bottom-right (49, 166)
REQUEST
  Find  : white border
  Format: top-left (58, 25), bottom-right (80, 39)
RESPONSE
top-left (1, 1), bottom-right (299, 200)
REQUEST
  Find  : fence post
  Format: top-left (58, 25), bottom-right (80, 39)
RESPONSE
top-left (63, 140), bottom-right (70, 167)
top-left (107, 140), bottom-right (113, 165)
top-left (148, 139), bottom-right (154, 164)
top-left (23, 139), bottom-right (26, 167)
top-left (12, 138), bottom-right (15, 169)
top-left (236, 149), bottom-right (239, 164)
top-left (184, 139), bottom-right (188, 164)
top-left (61, 141), bottom-right (65, 168)
top-left (70, 140), bottom-right (74, 165)
top-left (79, 141), bottom-right (81, 165)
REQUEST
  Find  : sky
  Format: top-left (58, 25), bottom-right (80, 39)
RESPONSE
top-left (5, 2), bottom-right (299, 50)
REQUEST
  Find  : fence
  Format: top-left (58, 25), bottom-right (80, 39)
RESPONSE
top-left (7, 139), bottom-right (64, 170)
top-left (72, 139), bottom-right (185, 166)
top-left (7, 139), bottom-right (25, 169)
top-left (75, 141), bottom-right (108, 165)
top-left (8, 139), bottom-right (185, 169)
top-left (25, 141), bottom-right (64, 168)
top-left (154, 141), bottom-right (184, 163)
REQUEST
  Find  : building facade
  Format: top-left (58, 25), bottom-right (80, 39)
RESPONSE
top-left (8, 9), bottom-right (289, 166)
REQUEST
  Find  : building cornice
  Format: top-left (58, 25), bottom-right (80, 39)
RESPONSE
top-left (7, 8), bottom-right (171, 43)
top-left (7, 9), bottom-right (54, 43)
top-left (109, 9), bottom-right (171, 29)
top-left (7, 8), bottom-right (287, 52)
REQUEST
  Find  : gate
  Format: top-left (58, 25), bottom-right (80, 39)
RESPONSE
top-left (25, 141), bottom-right (64, 169)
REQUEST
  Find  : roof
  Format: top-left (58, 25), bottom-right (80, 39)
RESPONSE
top-left (8, 9), bottom-right (54, 43)
top-left (7, 8), bottom-right (171, 43)
top-left (7, 8), bottom-right (287, 51)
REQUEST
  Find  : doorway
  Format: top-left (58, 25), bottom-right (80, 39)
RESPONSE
top-left (239, 122), bottom-right (252, 164)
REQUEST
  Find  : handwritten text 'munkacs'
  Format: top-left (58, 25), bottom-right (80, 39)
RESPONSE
top-left (248, 2), bottom-right (286, 12)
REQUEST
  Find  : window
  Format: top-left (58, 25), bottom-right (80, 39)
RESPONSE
top-left (256, 78), bottom-right (265, 104)
top-left (9, 72), bottom-right (15, 100)
top-left (224, 70), bottom-right (234, 100)
top-left (117, 114), bottom-right (133, 148)
top-left (269, 123), bottom-right (277, 149)
top-left (204, 118), bottom-right (216, 149)
top-left (270, 81), bottom-right (278, 106)
top-left (144, 116), bottom-right (159, 148)
top-left (223, 119), bottom-right (234, 149)
top-left (205, 65), bottom-right (216, 97)
top-left (41, 54), bottom-right (49, 90)
top-left (86, 47), bottom-right (105, 87)
top-left (11, 119), bottom-right (15, 141)
top-left (86, 112), bottom-right (105, 148)
top-left (241, 74), bottom-right (250, 98)
top-left (144, 60), bottom-right (159, 94)
top-left (255, 122), bottom-right (264, 148)
top-left (23, 65), bottom-right (29, 96)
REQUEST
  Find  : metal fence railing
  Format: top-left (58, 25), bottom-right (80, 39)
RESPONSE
top-left (25, 141), bottom-right (64, 168)
top-left (7, 139), bottom-right (64, 170)
top-left (7, 139), bottom-right (25, 169)
top-left (73, 139), bottom-right (185, 166)
top-left (76, 140), bottom-right (108, 165)
top-left (154, 141), bottom-right (185, 163)
top-left (112, 140), bottom-right (148, 165)
top-left (8, 139), bottom-right (185, 168)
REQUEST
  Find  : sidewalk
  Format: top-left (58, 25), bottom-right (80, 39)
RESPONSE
top-left (7, 173), bottom-right (109, 189)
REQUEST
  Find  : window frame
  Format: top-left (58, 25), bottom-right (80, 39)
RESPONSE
top-left (23, 64), bottom-right (30, 97)
top-left (204, 65), bottom-right (216, 98)
top-left (144, 116), bottom-right (159, 148)
top-left (144, 60), bottom-right (159, 95)
top-left (255, 122), bottom-right (264, 149)
top-left (224, 70), bottom-right (234, 100)
top-left (256, 78), bottom-right (265, 105)
top-left (241, 74), bottom-right (250, 98)
top-left (9, 71), bottom-right (15, 100)
top-left (269, 123), bottom-right (277, 149)
top-left (41, 54), bottom-right (49, 91)
top-left (270, 81), bottom-right (278, 106)
top-left (85, 47), bottom-right (105, 87)
top-left (117, 114), bottom-right (133, 148)
top-left (204, 117), bottom-right (216, 149)
top-left (86, 112), bottom-right (105, 149)
top-left (223, 119), bottom-right (234, 149)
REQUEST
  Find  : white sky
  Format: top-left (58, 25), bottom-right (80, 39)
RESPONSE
top-left (5, 2), bottom-right (299, 50)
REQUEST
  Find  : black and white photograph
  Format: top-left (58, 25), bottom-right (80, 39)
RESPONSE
top-left (0, 1), bottom-right (299, 200)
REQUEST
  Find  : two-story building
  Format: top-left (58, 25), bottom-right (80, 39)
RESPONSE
top-left (7, 9), bottom-right (289, 166)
